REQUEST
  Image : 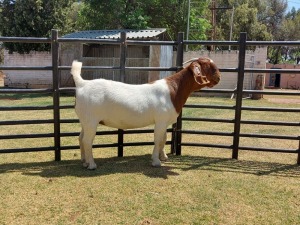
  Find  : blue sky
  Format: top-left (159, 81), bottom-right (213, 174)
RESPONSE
top-left (287, 0), bottom-right (300, 11)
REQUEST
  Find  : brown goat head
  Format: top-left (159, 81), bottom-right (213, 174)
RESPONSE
top-left (189, 57), bottom-right (221, 88)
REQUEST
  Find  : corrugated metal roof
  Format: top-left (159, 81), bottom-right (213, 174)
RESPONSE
top-left (62, 29), bottom-right (166, 40)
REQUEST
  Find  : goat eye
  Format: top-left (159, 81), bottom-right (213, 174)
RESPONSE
top-left (211, 68), bottom-right (216, 74)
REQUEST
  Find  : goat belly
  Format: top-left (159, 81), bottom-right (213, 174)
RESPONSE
top-left (98, 96), bottom-right (175, 129)
top-left (99, 106), bottom-right (178, 130)
top-left (100, 114), bottom-right (155, 129)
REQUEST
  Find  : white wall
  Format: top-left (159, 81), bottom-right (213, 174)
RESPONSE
top-left (3, 50), bottom-right (52, 88)
top-left (2, 47), bottom-right (267, 91)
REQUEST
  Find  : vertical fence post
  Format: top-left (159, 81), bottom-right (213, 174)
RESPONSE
top-left (51, 29), bottom-right (61, 161)
top-left (118, 129), bottom-right (124, 157)
top-left (171, 32), bottom-right (184, 155)
top-left (232, 32), bottom-right (247, 159)
top-left (117, 31), bottom-right (127, 157)
top-left (297, 140), bottom-right (300, 165)
top-left (120, 32), bottom-right (127, 83)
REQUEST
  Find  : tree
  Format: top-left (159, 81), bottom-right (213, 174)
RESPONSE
top-left (64, 1), bottom-right (84, 35)
top-left (254, 0), bottom-right (288, 63)
top-left (215, 0), bottom-right (272, 43)
top-left (261, 0), bottom-right (287, 39)
top-left (216, 0), bottom-right (287, 40)
top-left (77, 0), bottom-right (151, 30)
top-left (77, 0), bottom-right (211, 41)
top-left (232, 3), bottom-right (271, 41)
top-left (0, 0), bottom-right (74, 53)
top-left (268, 8), bottom-right (300, 64)
top-left (284, 6), bottom-right (298, 20)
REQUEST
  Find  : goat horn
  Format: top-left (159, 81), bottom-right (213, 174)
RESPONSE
top-left (183, 58), bottom-right (199, 66)
top-left (183, 57), bottom-right (214, 67)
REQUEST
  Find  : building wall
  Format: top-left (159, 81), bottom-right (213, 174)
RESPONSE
top-left (2, 46), bottom-right (268, 92)
top-left (266, 63), bottom-right (300, 89)
top-left (60, 43), bottom-right (173, 86)
top-left (59, 43), bottom-right (82, 87)
top-left (59, 43), bottom-right (152, 86)
top-left (159, 45), bottom-right (173, 79)
top-left (3, 50), bottom-right (52, 88)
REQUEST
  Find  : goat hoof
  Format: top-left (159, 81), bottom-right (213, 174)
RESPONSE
top-left (152, 160), bottom-right (161, 167)
top-left (87, 163), bottom-right (97, 170)
top-left (87, 165), bottom-right (97, 170)
top-left (82, 162), bottom-right (89, 168)
top-left (160, 154), bottom-right (168, 161)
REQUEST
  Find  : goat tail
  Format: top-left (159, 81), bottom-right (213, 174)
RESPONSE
top-left (71, 60), bottom-right (85, 87)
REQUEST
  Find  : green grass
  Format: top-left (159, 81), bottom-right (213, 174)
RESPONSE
top-left (0, 93), bottom-right (299, 225)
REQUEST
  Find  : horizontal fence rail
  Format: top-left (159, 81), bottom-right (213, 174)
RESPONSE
top-left (0, 30), bottom-right (299, 165)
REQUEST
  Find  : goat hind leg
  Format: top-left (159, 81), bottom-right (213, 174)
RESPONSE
top-left (81, 122), bottom-right (98, 170)
top-left (79, 128), bottom-right (87, 167)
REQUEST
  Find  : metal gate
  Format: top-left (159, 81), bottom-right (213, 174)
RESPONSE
top-left (0, 30), bottom-right (299, 164)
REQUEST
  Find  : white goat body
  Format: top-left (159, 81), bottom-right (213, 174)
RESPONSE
top-left (71, 58), bottom-right (220, 169)
top-left (75, 78), bottom-right (178, 130)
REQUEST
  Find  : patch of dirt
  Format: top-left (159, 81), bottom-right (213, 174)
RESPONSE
top-left (263, 89), bottom-right (300, 104)
top-left (140, 219), bottom-right (156, 225)
top-left (265, 98), bottom-right (300, 104)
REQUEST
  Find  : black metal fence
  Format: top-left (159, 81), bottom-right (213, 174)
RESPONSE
top-left (0, 30), bottom-right (299, 164)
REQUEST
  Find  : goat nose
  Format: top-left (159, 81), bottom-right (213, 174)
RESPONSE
top-left (212, 77), bottom-right (220, 85)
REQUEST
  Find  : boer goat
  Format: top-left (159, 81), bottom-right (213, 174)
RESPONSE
top-left (71, 58), bottom-right (220, 169)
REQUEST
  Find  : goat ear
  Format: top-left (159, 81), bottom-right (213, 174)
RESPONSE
top-left (190, 62), bottom-right (210, 86)
top-left (190, 62), bottom-right (202, 76)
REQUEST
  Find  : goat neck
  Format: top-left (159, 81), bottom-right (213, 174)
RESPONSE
top-left (165, 67), bottom-right (205, 114)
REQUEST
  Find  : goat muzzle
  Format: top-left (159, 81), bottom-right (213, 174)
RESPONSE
top-left (193, 74), bottom-right (210, 86)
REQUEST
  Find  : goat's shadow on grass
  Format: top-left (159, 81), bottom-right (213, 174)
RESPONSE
top-left (171, 155), bottom-right (300, 178)
top-left (0, 154), bottom-right (299, 179)
top-left (0, 154), bottom-right (179, 179)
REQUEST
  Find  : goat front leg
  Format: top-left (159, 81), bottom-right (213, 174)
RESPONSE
top-left (159, 131), bottom-right (168, 161)
top-left (152, 124), bottom-right (168, 167)
top-left (80, 122), bottom-right (98, 170)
